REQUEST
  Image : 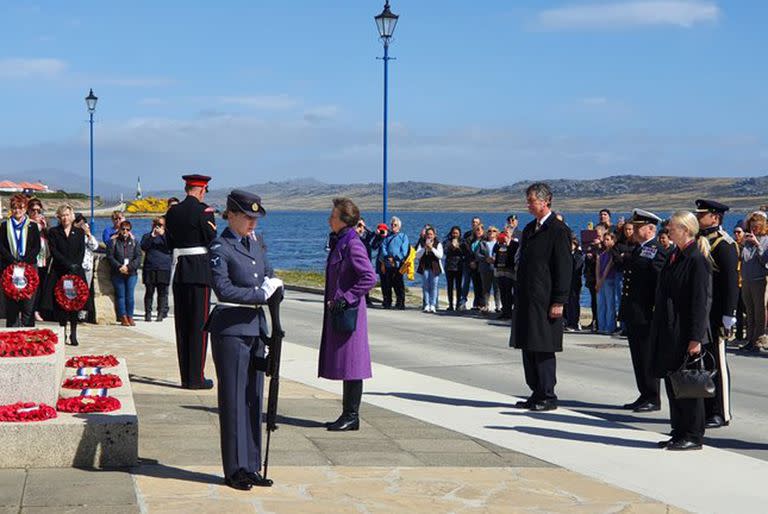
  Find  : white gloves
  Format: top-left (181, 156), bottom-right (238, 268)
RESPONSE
top-left (722, 316), bottom-right (737, 331)
top-left (259, 277), bottom-right (284, 300)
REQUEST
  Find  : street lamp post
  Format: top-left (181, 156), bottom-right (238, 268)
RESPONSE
top-left (85, 89), bottom-right (98, 227)
top-left (374, 1), bottom-right (399, 223)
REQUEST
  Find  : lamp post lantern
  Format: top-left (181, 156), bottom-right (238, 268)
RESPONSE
top-left (374, 1), bottom-right (399, 223)
top-left (85, 88), bottom-right (98, 227)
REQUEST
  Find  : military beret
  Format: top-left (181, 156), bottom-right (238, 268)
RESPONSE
top-left (695, 199), bottom-right (729, 214)
top-left (628, 208), bottom-right (661, 226)
top-left (182, 174), bottom-right (212, 188)
top-left (226, 189), bottom-right (266, 218)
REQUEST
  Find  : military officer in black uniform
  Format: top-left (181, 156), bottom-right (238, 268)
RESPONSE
top-left (619, 209), bottom-right (668, 412)
top-left (207, 190), bottom-right (283, 490)
top-left (695, 199), bottom-right (738, 428)
top-left (165, 174), bottom-right (217, 389)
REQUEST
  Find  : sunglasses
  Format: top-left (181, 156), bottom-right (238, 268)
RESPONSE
top-left (120, 228), bottom-right (131, 232)
top-left (29, 208), bottom-right (41, 213)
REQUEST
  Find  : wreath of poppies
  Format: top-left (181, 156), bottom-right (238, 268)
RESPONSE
top-left (61, 373), bottom-right (123, 390)
top-left (54, 274), bottom-right (90, 312)
top-left (1, 262), bottom-right (39, 301)
top-left (65, 354), bottom-right (119, 368)
top-left (0, 329), bottom-right (58, 357)
top-left (56, 396), bottom-right (121, 413)
top-left (0, 402), bottom-right (57, 422)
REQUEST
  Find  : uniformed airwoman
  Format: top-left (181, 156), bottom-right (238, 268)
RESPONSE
top-left (695, 199), bottom-right (738, 429)
top-left (165, 174), bottom-right (218, 389)
top-left (619, 209), bottom-right (668, 412)
top-left (207, 190), bottom-right (283, 491)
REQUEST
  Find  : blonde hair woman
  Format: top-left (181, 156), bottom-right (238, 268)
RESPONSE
top-left (738, 211), bottom-right (768, 352)
top-left (650, 211), bottom-right (712, 451)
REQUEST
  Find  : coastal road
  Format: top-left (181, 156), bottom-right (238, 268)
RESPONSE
top-left (277, 290), bottom-right (768, 462)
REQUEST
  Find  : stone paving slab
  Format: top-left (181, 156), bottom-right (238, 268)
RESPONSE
top-left (34, 321), bottom-right (686, 513)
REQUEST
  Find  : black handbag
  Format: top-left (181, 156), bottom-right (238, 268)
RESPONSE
top-left (668, 351), bottom-right (717, 399)
top-left (330, 300), bottom-right (358, 333)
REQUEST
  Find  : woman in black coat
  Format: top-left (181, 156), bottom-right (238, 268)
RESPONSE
top-left (0, 194), bottom-right (41, 327)
top-left (140, 216), bottom-right (172, 322)
top-left (42, 205), bottom-right (86, 346)
top-left (651, 211), bottom-right (712, 451)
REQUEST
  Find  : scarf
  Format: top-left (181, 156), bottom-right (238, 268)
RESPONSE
top-left (6, 216), bottom-right (29, 260)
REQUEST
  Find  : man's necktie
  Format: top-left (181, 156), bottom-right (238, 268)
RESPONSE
top-left (241, 237), bottom-right (250, 252)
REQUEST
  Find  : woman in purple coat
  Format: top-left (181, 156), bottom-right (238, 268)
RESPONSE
top-left (320, 198), bottom-right (377, 431)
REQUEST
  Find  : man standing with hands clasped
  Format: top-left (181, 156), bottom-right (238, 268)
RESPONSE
top-left (511, 183), bottom-right (572, 411)
top-left (695, 199), bottom-right (738, 429)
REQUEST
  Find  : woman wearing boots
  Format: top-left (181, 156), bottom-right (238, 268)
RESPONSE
top-left (319, 198), bottom-right (377, 431)
top-left (140, 216), bottom-right (171, 321)
top-left (0, 194), bottom-right (41, 327)
top-left (43, 205), bottom-right (86, 346)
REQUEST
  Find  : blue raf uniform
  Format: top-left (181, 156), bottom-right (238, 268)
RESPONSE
top-left (206, 189), bottom-right (282, 490)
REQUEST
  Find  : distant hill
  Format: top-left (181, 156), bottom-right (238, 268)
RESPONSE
top-left (181, 175), bottom-right (768, 212)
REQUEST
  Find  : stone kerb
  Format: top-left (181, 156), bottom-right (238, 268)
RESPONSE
top-left (0, 326), bottom-right (65, 406)
top-left (0, 358), bottom-right (138, 468)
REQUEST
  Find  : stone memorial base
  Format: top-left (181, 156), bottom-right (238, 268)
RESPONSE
top-left (0, 358), bottom-right (138, 468)
top-left (0, 326), bottom-right (65, 406)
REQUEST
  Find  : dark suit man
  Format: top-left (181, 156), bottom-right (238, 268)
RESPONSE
top-left (619, 209), bottom-right (668, 412)
top-left (695, 199), bottom-right (738, 428)
top-left (207, 190), bottom-right (283, 491)
top-left (511, 183), bottom-right (572, 411)
top-left (165, 174), bottom-right (217, 389)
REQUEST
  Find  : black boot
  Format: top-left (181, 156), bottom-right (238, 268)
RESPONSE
top-left (144, 297), bottom-right (153, 322)
top-left (69, 321), bottom-right (79, 346)
top-left (157, 287), bottom-right (169, 321)
top-left (327, 380), bottom-right (362, 431)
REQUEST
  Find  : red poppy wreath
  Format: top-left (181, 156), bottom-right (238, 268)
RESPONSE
top-left (1, 262), bottom-right (39, 301)
top-left (0, 329), bottom-right (58, 357)
top-left (62, 373), bottom-right (123, 390)
top-left (54, 274), bottom-right (89, 312)
top-left (65, 354), bottom-right (119, 368)
top-left (56, 396), bottom-right (121, 413)
top-left (0, 402), bottom-right (57, 422)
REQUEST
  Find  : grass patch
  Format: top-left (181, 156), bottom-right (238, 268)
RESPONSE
top-left (274, 269), bottom-right (326, 289)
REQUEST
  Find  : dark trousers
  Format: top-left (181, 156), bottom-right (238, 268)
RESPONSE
top-left (521, 350), bottom-right (557, 402)
top-left (498, 276), bottom-right (515, 316)
top-left (565, 286), bottom-right (581, 329)
top-left (735, 289), bottom-right (745, 341)
top-left (445, 270), bottom-right (462, 308)
top-left (471, 269), bottom-right (484, 308)
top-left (587, 285), bottom-right (598, 329)
top-left (705, 322), bottom-right (731, 423)
top-left (626, 323), bottom-right (660, 404)
top-left (664, 377), bottom-right (705, 444)
top-left (173, 283), bottom-right (210, 387)
top-left (6, 298), bottom-right (35, 327)
top-left (342, 380), bottom-right (363, 416)
top-left (381, 268), bottom-right (405, 308)
top-left (211, 334), bottom-right (264, 479)
top-left (144, 283), bottom-right (169, 317)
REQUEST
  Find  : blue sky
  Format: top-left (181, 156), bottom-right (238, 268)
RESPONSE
top-left (0, 0), bottom-right (766, 190)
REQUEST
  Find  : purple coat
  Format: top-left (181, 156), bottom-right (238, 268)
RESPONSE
top-left (318, 227), bottom-right (377, 380)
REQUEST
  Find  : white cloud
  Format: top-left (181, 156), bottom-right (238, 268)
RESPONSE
top-left (536, 1), bottom-right (720, 30)
top-left (0, 57), bottom-right (67, 78)
top-left (218, 95), bottom-right (299, 110)
top-left (303, 105), bottom-right (339, 122)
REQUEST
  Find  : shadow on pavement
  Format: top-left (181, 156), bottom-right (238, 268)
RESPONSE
top-left (703, 437), bottom-right (768, 451)
top-left (486, 425), bottom-right (659, 449)
top-left (501, 410), bottom-right (664, 430)
top-left (557, 400), bottom-right (627, 410)
top-left (180, 405), bottom-right (325, 428)
top-left (571, 409), bottom-right (670, 425)
top-left (366, 391), bottom-right (518, 409)
top-left (130, 458), bottom-right (222, 485)
top-left (129, 374), bottom-right (185, 389)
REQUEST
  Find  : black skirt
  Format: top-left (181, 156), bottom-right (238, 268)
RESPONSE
top-left (143, 269), bottom-right (170, 286)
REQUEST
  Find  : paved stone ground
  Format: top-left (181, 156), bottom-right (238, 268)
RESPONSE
top-left (0, 322), bottom-right (686, 513)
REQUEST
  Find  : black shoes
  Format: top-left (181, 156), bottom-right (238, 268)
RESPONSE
top-left (633, 401), bottom-right (661, 413)
top-left (327, 413), bottom-right (359, 431)
top-left (225, 470), bottom-right (253, 490)
top-left (739, 342), bottom-right (760, 353)
top-left (657, 438), bottom-right (673, 448)
top-left (144, 314), bottom-right (152, 322)
top-left (245, 471), bottom-right (273, 487)
top-left (68, 336), bottom-right (79, 347)
top-left (530, 400), bottom-right (557, 412)
top-left (666, 439), bottom-right (702, 451)
top-left (186, 379), bottom-right (214, 390)
top-left (622, 398), bottom-right (644, 410)
top-left (514, 398), bottom-right (557, 411)
top-left (705, 415), bottom-right (728, 429)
